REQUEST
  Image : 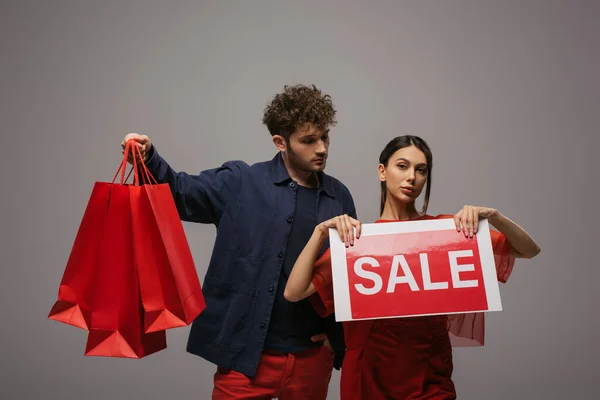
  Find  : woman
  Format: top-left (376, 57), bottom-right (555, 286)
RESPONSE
top-left (284, 135), bottom-right (540, 399)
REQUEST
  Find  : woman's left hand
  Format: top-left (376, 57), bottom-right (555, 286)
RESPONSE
top-left (454, 205), bottom-right (498, 238)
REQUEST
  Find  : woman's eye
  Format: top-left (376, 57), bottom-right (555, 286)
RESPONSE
top-left (398, 164), bottom-right (407, 169)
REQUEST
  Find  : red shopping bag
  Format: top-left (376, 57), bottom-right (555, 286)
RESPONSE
top-left (129, 144), bottom-right (206, 333)
top-left (85, 176), bottom-right (166, 358)
top-left (49, 141), bottom-right (167, 358)
top-left (47, 182), bottom-right (111, 330)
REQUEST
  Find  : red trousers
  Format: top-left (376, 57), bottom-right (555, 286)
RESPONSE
top-left (212, 346), bottom-right (334, 400)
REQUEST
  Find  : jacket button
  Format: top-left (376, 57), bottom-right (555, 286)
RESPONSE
top-left (278, 251), bottom-right (284, 258)
top-left (289, 182), bottom-right (296, 188)
top-left (260, 321), bottom-right (267, 328)
top-left (268, 285), bottom-right (274, 292)
top-left (287, 216), bottom-right (293, 223)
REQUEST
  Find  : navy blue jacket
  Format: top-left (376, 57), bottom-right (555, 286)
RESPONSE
top-left (145, 147), bottom-right (356, 377)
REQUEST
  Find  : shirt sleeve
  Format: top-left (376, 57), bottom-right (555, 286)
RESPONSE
top-left (437, 214), bottom-right (517, 347)
top-left (308, 248), bottom-right (335, 318)
top-left (144, 145), bottom-right (246, 224)
top-left (490, 229), bottom-right (516, 283)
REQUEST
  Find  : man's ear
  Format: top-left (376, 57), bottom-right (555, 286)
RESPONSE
top-left (272, 135), bottom-right (287, 152)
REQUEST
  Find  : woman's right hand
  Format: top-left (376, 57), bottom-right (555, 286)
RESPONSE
top-left (317, 214), bottom-right (362, 247)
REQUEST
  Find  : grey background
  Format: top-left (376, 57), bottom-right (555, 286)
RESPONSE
top-left (1, 0), bottom-right (598, 399)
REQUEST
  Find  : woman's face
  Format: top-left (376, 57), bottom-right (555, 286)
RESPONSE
top-left (378, 145), bottom-right (428, 204)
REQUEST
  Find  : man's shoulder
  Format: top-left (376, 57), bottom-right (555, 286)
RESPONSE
top-left (322, 173), bottom-right (354, 202)
top-left (221, 159), bottom-right (250, 168)
top-left (228, 159), bottom-right (272, 175)
top-left (218, 158), bottom-right (273, 179)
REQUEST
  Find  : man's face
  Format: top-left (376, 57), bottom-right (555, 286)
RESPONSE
top-left (285, 124), bottom-right (330, 173)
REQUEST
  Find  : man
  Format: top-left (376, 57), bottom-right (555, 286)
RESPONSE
top-left (122, 84), bottom-right (356, 399)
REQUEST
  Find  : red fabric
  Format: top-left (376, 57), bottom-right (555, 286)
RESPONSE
top-left (212, 346), bottom-right (334, 400)
top-left (308, 252), bottom-right (335, 318)
top-left (309, 214), bottom-right (516, 399)
top-left (344, 317), bottom-right (456, 400)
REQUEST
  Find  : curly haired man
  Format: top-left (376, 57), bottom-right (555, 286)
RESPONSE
top-left (122, 84), bottom-right (356, 399)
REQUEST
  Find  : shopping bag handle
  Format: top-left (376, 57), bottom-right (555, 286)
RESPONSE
top-left (132, 143), bottom-right (158, 186)
top-left (111, 140), bottom-right (159, 186)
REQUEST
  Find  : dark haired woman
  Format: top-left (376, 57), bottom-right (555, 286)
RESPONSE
top-left (284, 135), bottom-right (540, 399)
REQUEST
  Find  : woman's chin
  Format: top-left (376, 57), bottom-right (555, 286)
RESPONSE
top-left (391, 193), bottom-right (416, 204)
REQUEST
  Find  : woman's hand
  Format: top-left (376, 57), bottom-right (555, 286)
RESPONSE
top-left (316, 214), bottom-right (362, 247)
top-left (454, 205), bottom-right (498, 238)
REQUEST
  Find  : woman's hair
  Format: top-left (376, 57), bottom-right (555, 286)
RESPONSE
top-left (262, 84), bottom-right (337, 141)
top-left (379, 135), bottom-right (433, 216)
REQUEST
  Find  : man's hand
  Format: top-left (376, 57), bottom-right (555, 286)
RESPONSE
top-left (311, 333), bottom-right (334, 353)
top-left (121, 133), bottom-right (152, 164)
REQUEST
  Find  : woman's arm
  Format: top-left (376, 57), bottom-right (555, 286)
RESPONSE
top-left (488, 211), bottom-right (541, 258)
top-left (283, 228), bottom-right (327, 302)
top-left (454, 205), bottom-right (541, 259)
top-left (284, 214), bottom-right (362, 302)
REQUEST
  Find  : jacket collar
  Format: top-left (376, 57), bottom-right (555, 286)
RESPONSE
top-left (269, 153), bottom-right (335, 198)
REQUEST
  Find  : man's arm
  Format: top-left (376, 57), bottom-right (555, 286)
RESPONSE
top-left (123, 134), bottom-right (245, 224)
top-left (145, 145), bottom-right (245, 224)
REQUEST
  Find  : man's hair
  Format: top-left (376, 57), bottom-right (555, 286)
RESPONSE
top-left (262, 84), bottom-right (337, 140)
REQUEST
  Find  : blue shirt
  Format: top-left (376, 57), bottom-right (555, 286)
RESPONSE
top-left (263, 185), bottom-right (324, 353)
top-left (145, 147), bottom-right (357, 377)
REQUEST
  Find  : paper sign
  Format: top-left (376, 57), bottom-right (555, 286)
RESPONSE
top-left (330, 219), bottom-right (502, 321)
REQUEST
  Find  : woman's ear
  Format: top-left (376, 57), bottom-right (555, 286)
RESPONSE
top-left (378, 163), bottom-right (386, 182)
